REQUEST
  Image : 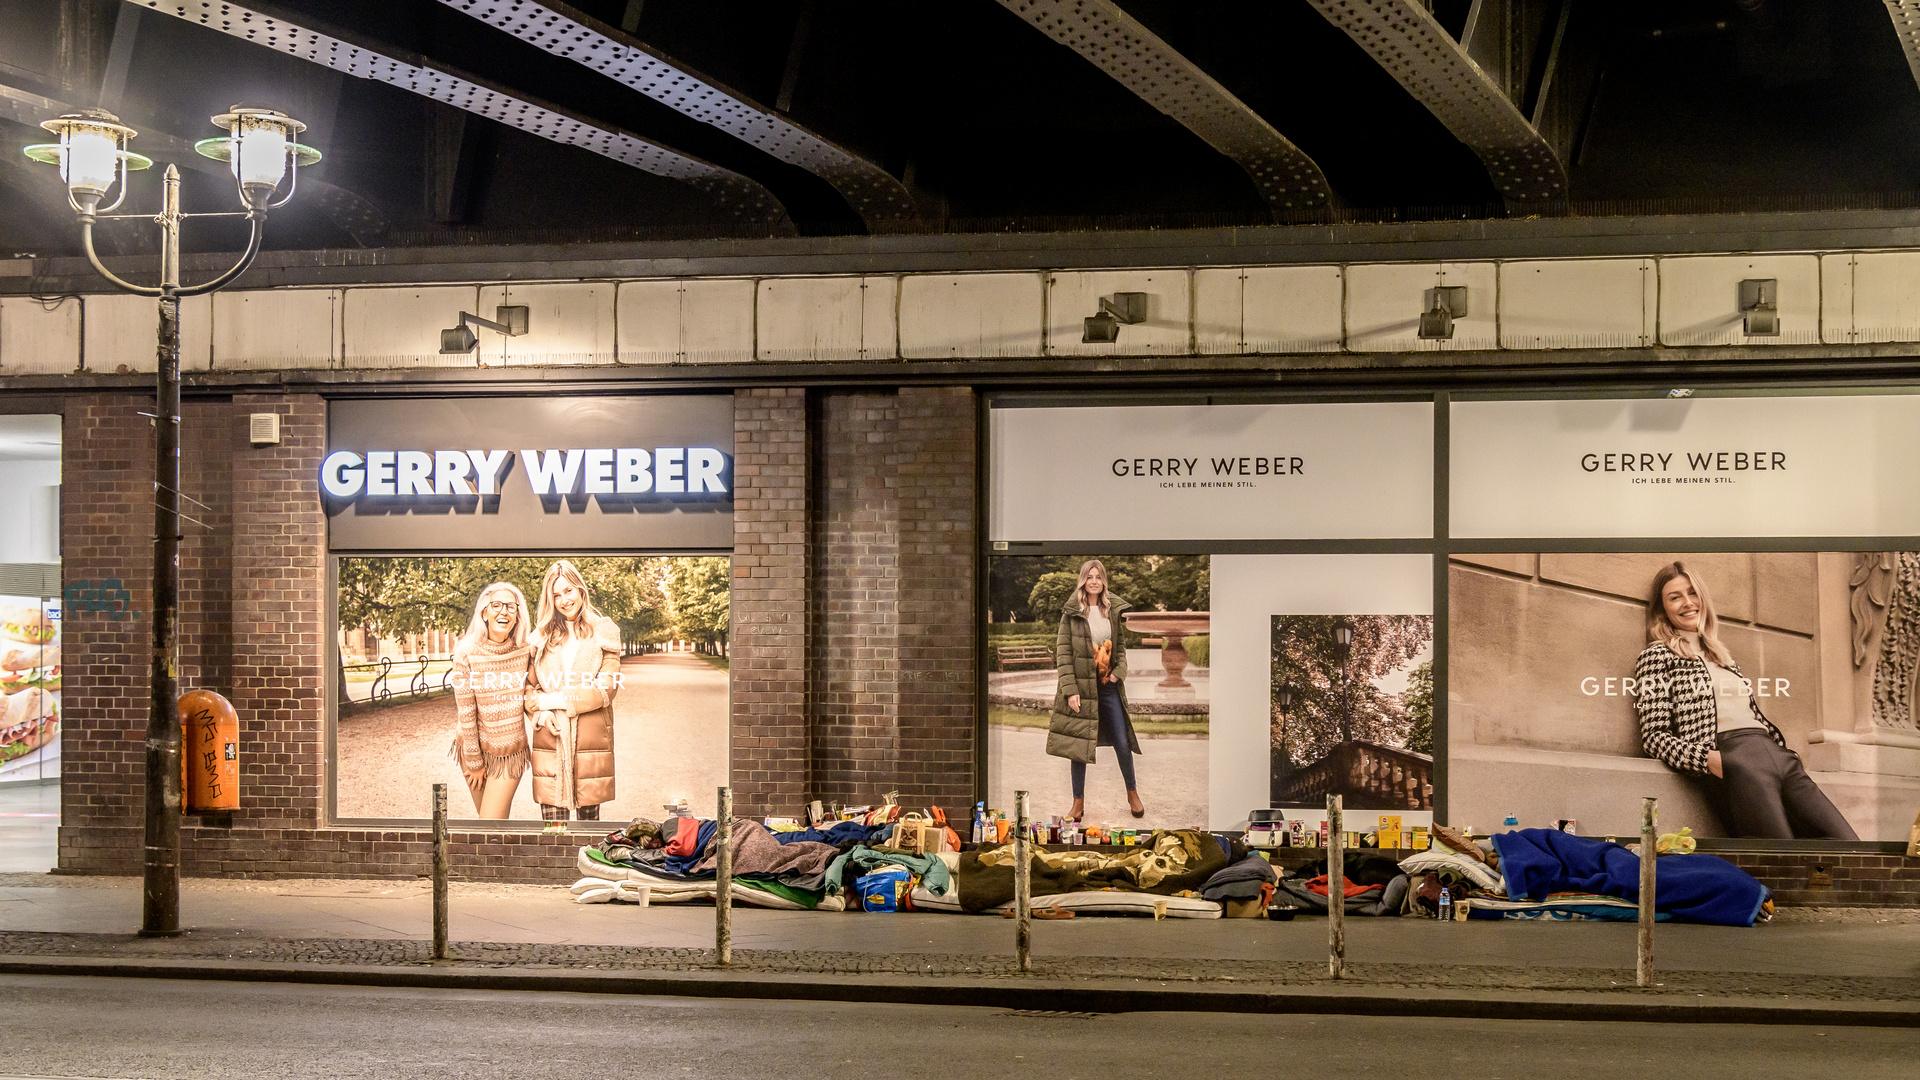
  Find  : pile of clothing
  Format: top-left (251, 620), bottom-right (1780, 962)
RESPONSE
top-left (1268, 825), bottom-right (1772, 926)
top-left (942, 829), bottom-right (1236, 914)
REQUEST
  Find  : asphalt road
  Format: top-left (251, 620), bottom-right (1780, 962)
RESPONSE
top-left (0, 976), bottom-right (1912, 1080)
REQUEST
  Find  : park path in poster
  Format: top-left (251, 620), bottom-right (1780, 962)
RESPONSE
top-left (336, 652), bottom-right (727, 821)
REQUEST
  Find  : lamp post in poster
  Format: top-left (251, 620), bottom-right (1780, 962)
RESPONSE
top-left (24, 105), bottom-right (318, 936)
top-left (1332, 617), bottom-right (1355, 744)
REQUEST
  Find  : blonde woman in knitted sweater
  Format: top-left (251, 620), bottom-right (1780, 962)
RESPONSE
top-left (449, 582), bottom-right (535, 818)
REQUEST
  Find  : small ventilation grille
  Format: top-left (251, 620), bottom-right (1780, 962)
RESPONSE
top-left (248, 413), bottom-right (281, 445)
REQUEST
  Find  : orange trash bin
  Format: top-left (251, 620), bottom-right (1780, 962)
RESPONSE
top-left (178, 690), bottom-right (239, 811)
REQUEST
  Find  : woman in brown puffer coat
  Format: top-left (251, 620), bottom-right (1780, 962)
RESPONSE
top-left (1048, 558), bottom-right (1144, 821)
top-left (528, 560), bottom-right (623, 822)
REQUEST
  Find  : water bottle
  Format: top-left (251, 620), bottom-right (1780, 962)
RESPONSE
top-left (1437, 887), bottom-right (1452, 922)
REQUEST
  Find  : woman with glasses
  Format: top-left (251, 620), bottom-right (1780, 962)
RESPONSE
top-left (449, 581), bottom-right (536, 818)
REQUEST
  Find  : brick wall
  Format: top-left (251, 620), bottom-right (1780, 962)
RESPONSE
top-left (729, 387), bottom-right (811, 818)
top-left (893, 387), bottom-right (977, 808)
top-left (1719, 848), bottom-right (1920, 907)
top-left (58, 396), bottom-right (151, 843)
top-left (811, 392), bottom-right (901, 807)
top-left (807, 388), bottom-right (977, 812)
top-left (228, 394), bottom-right (327, 827)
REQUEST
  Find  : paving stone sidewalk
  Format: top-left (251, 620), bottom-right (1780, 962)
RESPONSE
top-left (2, 927), bottom-right (1917, 1004)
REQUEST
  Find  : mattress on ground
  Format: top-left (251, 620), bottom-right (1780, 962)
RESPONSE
top-left (575, 848), bottom-right (845, 911)
top-left (909, 886), bottom-right (1221, 918)
top-left (1463, 892), bottom-right (1645, 922)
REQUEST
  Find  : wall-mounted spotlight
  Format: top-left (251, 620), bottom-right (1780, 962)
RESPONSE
top-left (440, 305), bottom-right (530, 353)
top-left (1417, 286), bottom-right (1468, 340)
top-left (1740, 279), bottom-right (1779, 336)
top-left (1082, 291), bottom-right (1148, 344)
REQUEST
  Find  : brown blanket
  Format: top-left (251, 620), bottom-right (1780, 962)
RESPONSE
top-left (693, 818), bottom-right (840, 881)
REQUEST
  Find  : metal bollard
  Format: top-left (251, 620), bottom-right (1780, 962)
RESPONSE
top-left (716, 786), bottom-right (733, 967)
top-left (1637, 796), bottom-right (1656, 987)
top-left (1014, 789), bottom-right (1032, 973)
top-left (1327, 794), bottom-right (1345, 979)
top-left (431, 782), bottom-right (448, 961)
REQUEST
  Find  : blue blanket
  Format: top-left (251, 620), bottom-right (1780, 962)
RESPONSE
top-left (1490, 828), bottom-right (1768, 927)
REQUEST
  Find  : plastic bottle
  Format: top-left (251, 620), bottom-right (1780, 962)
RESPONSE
top-left (1437, 887), bottom-right (1452, 922)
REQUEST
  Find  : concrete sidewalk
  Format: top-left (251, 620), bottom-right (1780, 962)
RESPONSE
top-left (0, 870), bottom-right (1915, 1024)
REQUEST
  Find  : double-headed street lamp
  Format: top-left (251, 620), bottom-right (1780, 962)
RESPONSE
top-left (25, 104), bottom-right (318, 937)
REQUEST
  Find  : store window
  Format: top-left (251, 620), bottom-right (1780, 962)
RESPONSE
top-left (326, 396), bottom-right (733, 824)
top-left (1449, 391), bottom-right (1920, 844)
top-left (986, 399), bottom-right (1435, 832)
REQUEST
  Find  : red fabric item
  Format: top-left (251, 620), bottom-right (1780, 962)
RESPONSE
top-left (664, 816), bottom-right (702, 857)
top-left (1303, 874), bottom-right (1378, 899)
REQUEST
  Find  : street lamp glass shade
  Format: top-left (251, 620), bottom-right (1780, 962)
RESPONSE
top-left (1276, 684), bottom-right (1294, 713)
top-left (195, 106), bottom-right (319, 201)
top-left (24, 111), bottom-right (150, 198)
top-left (1332, 617), bottom-right (1354, 650)
top-left (64, 127), bottom-right (121, 194)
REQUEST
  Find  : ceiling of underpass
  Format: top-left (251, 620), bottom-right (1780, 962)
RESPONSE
top-left (2, 0), bottom-right (1919, 259)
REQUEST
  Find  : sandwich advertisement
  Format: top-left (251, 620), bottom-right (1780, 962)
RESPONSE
top-left (0, 595), bottom-right (59, 782)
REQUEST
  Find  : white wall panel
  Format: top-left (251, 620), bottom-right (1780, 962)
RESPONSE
top-left (1242, 265), bottom-right (1344, 353)
top-left (1346, 262), bottom-right (1497, 351)
top-left (1499, 259), bottom-right (1654, 349)
top-left (212, 288), bottom-right (339, 369)
top-left (1193, 267), bottom-right (1242, 353)
top-left (899, 272), bottom-right (1044, 359)
top-left (83, 292), bottom-right (212, 372)
top-left (0, 296), bottom-right (80, 375)
top-left (1046, 270), bottom-right (1190, 356)
top-left (615, 279), bottom-right (683, 364)
top-left (477, 282), bottom-right (615, 366)
top-left (1826, 251), bottom-right (1920, 344)
top-left (342, 285), bottom-right (479, 368)
top-left (679, 278), bottom-right (755, 363)
top-left (757, 276), bottom-right (896, 361)
top-left (1658, 254), bottom-right (1819, 346)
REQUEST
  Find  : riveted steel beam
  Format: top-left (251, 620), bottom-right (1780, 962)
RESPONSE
top-left (136, 0), bottom-right (796, 235)
top-left (1304, 0), bottom-right (1568, 207)
top-left (437, 0), bottom-right (919, 232)
top-left (995, 0), bottom-right (1334, 217)
top-left (1883, 2), bottom-right (1920, 92)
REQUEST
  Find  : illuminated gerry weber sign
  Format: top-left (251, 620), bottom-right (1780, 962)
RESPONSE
top-left (320, 447), bottom-right (729, 500)
top-left (325, 396), bottom-right (735, 552)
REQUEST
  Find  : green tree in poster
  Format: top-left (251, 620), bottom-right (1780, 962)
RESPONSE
top-left (1269, 615), bottom-right (1433, 770)
top-left (664, 557), bottom-right (731, 653)
top-left (1403, 660), bottom-right (1434, 754)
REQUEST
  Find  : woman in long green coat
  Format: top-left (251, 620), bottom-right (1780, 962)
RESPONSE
top-left (1048, 559), bottom-right (1144, 820)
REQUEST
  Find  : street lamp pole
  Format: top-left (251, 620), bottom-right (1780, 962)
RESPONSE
top-left (26, 106), bottom-right (317, 937)
top-left (1332, 618), bottom-right (1355, 745)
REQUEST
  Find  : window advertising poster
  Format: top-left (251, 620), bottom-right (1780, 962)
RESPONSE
top-left (0, 595), bottom-right (59, 783)
top-left (987, 552), bottom-right (1434, 831)
top-left (333, 556), bottom-right (729, 822)
top-left (1449, 551), bottom-right (1920, 842)
top-left (986, 554), bottom-right (1211, 829)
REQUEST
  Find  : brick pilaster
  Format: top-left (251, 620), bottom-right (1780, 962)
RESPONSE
top-left (228, 394), bottom-right (327, 827)
top-left (730, 387), bottom-right (811, 816)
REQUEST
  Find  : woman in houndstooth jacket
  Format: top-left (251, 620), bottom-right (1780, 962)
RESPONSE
top-left (1634, 561), bottom-right (1856, 840)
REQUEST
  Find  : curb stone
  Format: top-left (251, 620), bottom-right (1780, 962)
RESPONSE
top-left (0, 955), bottom-right (1914, 1027)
